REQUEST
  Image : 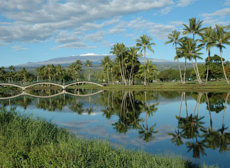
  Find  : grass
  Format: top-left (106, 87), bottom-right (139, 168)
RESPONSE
top-left (0, 108), bottom-right (218, 168)
top-left (100, 80), bottom-right (230, 92)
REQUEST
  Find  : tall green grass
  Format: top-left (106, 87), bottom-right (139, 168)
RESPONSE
top-left (0, 108), bottom-right (218, 168)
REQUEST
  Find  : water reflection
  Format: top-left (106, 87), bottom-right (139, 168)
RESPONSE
top-left (0, 89), bottom-right (230, 167)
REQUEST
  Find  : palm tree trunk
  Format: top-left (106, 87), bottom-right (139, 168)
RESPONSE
top-left (119, 59), bottom-right (127, 85)
top-left (205, 92), bottom-right (212, 128)
top-left (145, 91), bottom-right (147, 128)
top-left (177, 58), bottom-right (183, 83)
top-left (197, 93), bottom-right (203, 116)
top-left (121, 53), bottom-right (126, 84)
top-left (129, 60), bottom-right (134, 86)
top-left (223, 93), bottom-right (230, 127)
top-left (107, 67), bottom-right (109, 84)
top-left (144, 48), bottom-right (146, 86)
top-left (184, 92), bottom-right (188, 117)
top-left (195, 59), bottom-right (202, 83)
top-left (220, 49), bottom-right (230, 84)
top-left (191, 59), bottom-right (201, 84)
top-left (176, 44), bottom-right (183, 83)
top-left (179, 92), bottom-right (184, 118)
top-left (111, 68), bottom-right (114, 85)
top-left (183, 58), bottom-right (187, 84)
top-left (206, 51), bottom-right (210, 84)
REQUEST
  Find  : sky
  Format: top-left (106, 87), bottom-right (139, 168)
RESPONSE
top-left (0, 0), bottom-right (230, 67)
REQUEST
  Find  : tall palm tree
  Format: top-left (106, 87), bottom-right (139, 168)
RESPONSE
top-left (136, 35), bottom-right (156, 86)
top-left (127, 46), bottom-right (141, 85)
top-left (198, 27), bottom-right (216, 83)
top-left (55, 64), bottom-right (65, 83)
top-left (165, 30), bottom-right (183, 83)
top-left (20, 67), bottom-right (28, 84)
top-left (84, 60), bottom-right (92, 81)
top-left (110, 43), bottom-right (128, 85)
top-left (178, 37), bottom-right (203, 84)
top-left (183, 18), bottom-right (206, 83)
top-left (75, 60), bottom-right (83, 81)
top-left (213, 25), bottom-right (230, 84)
top-left (45, 64), bottom-right (55, 82)
top-left (9, 65), bottom-right (16, 82)
top-left (100, 56), bottom-right (112, 84)
top-left (68, 62), bottom-right (77, 81)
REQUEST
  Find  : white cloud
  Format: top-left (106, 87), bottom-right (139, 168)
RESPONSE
top-left (127, 17), bottom-right (176, 40)
top-left (0, 0), bottom-right (174, 44)
top-left (170, 21), bottom-right (185, 27)
top-left (84, 31), bottom-right (106, 42)
top-left (103, 41), bottom-right (115, 47)
top-left (12, 45), bottom-right (28, 51)
top-left (108, 22), bottom-right (126, 34)
top-left (160, 6), bottom-right (173, 15)
top-left (202, 17), bottom-right (230, 27)
top-left (79, 53), bottom-right (109, 56)
top-left (201, 8), bottom-right (230, 17)
top-left (56, 31), bottom-right (82, 44)
top-left (52, 42), bottom-right (96, 49)
top-left (176, 0), bottom-right (197, 7)
top-left (225, 0), bottom-right (230, 5)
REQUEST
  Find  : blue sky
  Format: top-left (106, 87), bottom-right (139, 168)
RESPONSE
top-left (0, 0), bottom-right (230, 67)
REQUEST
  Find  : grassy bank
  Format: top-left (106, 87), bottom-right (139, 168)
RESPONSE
top-left (0, 108), bottom-right (217, 168)
top-left (65, 80), bottom-right (230, 92)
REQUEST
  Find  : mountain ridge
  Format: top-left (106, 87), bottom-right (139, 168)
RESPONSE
top-left (15, 54), bottom-right (175, 67)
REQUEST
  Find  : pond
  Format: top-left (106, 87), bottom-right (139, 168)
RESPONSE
top-left (0, 89), bottom-right (230, 167)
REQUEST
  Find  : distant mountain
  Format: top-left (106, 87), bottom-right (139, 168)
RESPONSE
top-left (15, 54), bottom-right (175, 67)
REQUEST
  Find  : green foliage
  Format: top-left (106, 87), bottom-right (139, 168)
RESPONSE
top-left (158, 68), bottom-right (181, 81)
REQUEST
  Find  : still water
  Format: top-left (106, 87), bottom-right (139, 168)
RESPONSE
top-left (0, 89), bottom-right (230, 167)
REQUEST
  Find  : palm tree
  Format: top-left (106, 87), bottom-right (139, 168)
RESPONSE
top-left (110, 43), bottom-right (128, 85)
top-left (55, 64), bottom-right (65, 83)
top-left (213, 25), bottom-right (230, 84)
top-left (186, 138), bottom-right (208, 158)
top-left (20, 67), bottom-right (28, 84)
top-left (138, 123), bottom-right (158, 142)
top-left (9, 65), bottom-right (15, 72)
top-left (84, 60), bottom-right (92, 81)
top-left (75, 60), bottom-right (83, 81)
top-left (100, 56), bottom-right (112, 84)
top-left (68, 62), bottom-right (77, 81)
top-left (127, 46), bottom-right (141, 85)
top-left (183, 18), bottom-right (206, 83)
top-left (136, 35), bottom-right (156, 86)
top-left (168, 92), bottom-right (184, 146)
top-left (165, 30), bottom-right (183, 83)
top-left (198, 27), bottom-right (216, 83)
top-left (45, 64), bottom-right (55, 82)
top-left (178, 37), bottom-right (203, 84)
top-left (8, 65), bottom-right (16, 82)
top-left (183, 18), bottom-right (205, 40)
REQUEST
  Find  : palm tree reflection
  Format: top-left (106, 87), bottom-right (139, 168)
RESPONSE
top-left (168, 92), bottom-right (185, 147)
